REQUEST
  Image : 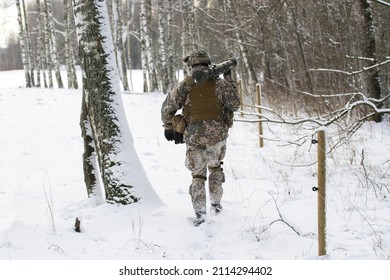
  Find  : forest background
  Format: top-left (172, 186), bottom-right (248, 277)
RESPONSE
top-left (1, 0), bottom-right (389, 120)
top-left (0, 0), bottom-right (390, 267)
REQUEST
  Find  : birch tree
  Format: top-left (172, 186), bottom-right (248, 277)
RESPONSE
top-left (140, 0), bottom-right (158, 92)
top-left (64, 0), bottom-right (78, 89)
top-left (166, 0), bottom-right (176, 93)
top-left (21, 0), bottom-right (35, 87)
top-left (43, 0), bottom-right (53, 87)
top-left (73, 0), bottom-right (158, 204)
top-left (124, 0), bottom-right (136, 91)
top-left (157, 0), bottom-right (169, 93)
top-left (181, 0), bottom-right (196, 76)
top-left (35, 0), bottom-right (43, 87)
top-left (140, 0), bottom-right (149, 92)
top-left (44, 0), bottom-right (63, 88)
top-left (111, 0), bottom-right (129, 91)
top-left (16, 0), bottom-right (32, 87)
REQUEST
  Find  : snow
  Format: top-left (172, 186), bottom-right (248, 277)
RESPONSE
top-left (0, 70), bottom-right (389, 276)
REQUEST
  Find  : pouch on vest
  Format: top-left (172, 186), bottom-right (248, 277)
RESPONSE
top-left (172, 114), bottom-right (187, 133)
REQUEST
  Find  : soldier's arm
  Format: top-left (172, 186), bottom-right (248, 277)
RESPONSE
top-left (161, 85), bottom-right (182, 129)
top-left (219, 78), bottom-right (240, 112)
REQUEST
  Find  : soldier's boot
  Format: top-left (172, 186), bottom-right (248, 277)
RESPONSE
top-left (193, 211), bottom-right (206, 227)
top-left (210, 203), bottom-right (223, 215)
top-left (189, 176), bottom-right (207, 226)
top-left (208, 163), bottom-right (225, 215)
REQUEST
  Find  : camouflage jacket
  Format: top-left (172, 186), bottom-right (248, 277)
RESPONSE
top-left (161, 66), bottom-right (240, 147)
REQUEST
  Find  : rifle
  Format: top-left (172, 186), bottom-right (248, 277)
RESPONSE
top-left (192, 58), bottom-right (237, 84)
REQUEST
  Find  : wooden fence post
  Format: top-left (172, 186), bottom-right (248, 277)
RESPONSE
top-left (317, 129), bottom-right (327, 256)
top-left (256, 84), bottom-right (264, 148)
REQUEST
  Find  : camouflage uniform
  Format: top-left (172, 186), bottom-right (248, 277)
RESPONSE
top-left (161, 50), bottom-right (240, 224)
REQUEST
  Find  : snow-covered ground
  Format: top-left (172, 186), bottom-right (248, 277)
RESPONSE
top-left (0, 70), bottom-right (389, 277)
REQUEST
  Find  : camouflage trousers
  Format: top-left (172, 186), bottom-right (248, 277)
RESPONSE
top-left (185, 140), bottom-right (226, 214)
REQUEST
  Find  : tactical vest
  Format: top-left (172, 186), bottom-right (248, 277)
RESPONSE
top-left (183, 79), bottom-right (223, 124)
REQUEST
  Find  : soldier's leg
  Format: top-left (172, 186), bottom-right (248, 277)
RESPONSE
top-left (207, 140), bottom-right (226, 213)
top-left (185, 145), bottom-right (207, 223)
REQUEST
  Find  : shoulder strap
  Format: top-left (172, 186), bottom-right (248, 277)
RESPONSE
top-left (179, 76), bottom-right (196, 104)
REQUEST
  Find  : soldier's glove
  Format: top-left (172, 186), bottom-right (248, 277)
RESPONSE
top-left (174, 132), bottom-right (184, 144)
top-left (223, 69), bottom-right (232, 81)
top-left (164, 129), bottom-right (175, 141)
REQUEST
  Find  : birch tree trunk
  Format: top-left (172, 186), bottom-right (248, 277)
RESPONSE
top-left (140, 0), bottom-right (158, 92)
top-left (181, 0), bottom-right (195, 76)
top-left (44, 0), bottom-right (63, 88)
top-left (80, 90), bottom-right (102, 200)
top-left (146, 0), bottom-right (158, 91)
top-left (16, 0), bottom-right (32, 87)
top-left (125, 0), bottom-right (135, 91)
top-left (35, 0), bottom-right (49, 88)
top-left (112, 0), bottom-right (129, 91)
top-left (166, 0), bottom-right (176, 92)
top-left (35, 0), bottom-right (43, 88)
top-left (21, 0), bottom-right (35, 87)
top-left (157, 0), bottom-right (168, 93)
top-left (140, 0), bottom-right (149, 92)
top-left (64, 0), bottom-right (78, 89)
top-left (73, 0), bottom-right (159, 205)
top-left (43, 0), bottom-right (53, 88)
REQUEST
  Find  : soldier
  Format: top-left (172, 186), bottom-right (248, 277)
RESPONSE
top-left (161, 50), bottom-right (240, 226)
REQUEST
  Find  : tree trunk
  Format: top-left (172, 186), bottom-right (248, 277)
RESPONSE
top-left (21, 0), bottom-right (35, 87)
top-left (140, 0), bottom-right (149, 92)
top-left (157, 0), bottom-right (169, 93)
top-left (43, 0), bottom-right (53, 88)
top-left (16, 0), bottom-right (32, 87)
top-left (358, 0), bottom-right (383, 122)
top-left (140, 0), bottom-right (158, 92)
top-left (181, 0), bottom-right (195, 76)
top-left (73, 0), bottom-right (159, 205)
top-left (125, 0), bottom-right (135, 91)
top-left (35, 0), bottom-right (43, 88)
top-left (44, 0), bottom-right (64, 88)
top-left (166, 0), bottom-right (176, 92)
top-left (80, 91), bottom-right (102, 200)
top-left (64, 0), bottom-right (78, 89)
top-left (112, 0), bottom-right (129, 91)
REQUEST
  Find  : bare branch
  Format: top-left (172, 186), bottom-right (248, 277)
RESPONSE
top-left (308, 59), bottom-right (390, 76)
top-left (373, 0), bottom-right (390, 7)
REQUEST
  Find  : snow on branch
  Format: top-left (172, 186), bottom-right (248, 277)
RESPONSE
top-left (308, 59), bottom-right (390, 76)
top-left (236, 90), bottom-right (390, 149)
top-left (237, 94), bottom-right (389, 127)
top-left (373, 0), bottom-right (390, 7)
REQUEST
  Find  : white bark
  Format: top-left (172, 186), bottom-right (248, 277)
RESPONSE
top-left (64, 0), bottom-right (78, 89)
top-left (140, 0), bottom-right (149, 92)
top-left (44, 0), bottom-right (63, 88)
top-left (140, 0), bottom-right (157, 92)
top-left (166, 0), bottom-right (176, 92)
top-left (157, 0), bottom-right (168, 93)
top-left (16, 0), bottom-right (32, 87)
top-left (73, 0), bottom-right (161, 205)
